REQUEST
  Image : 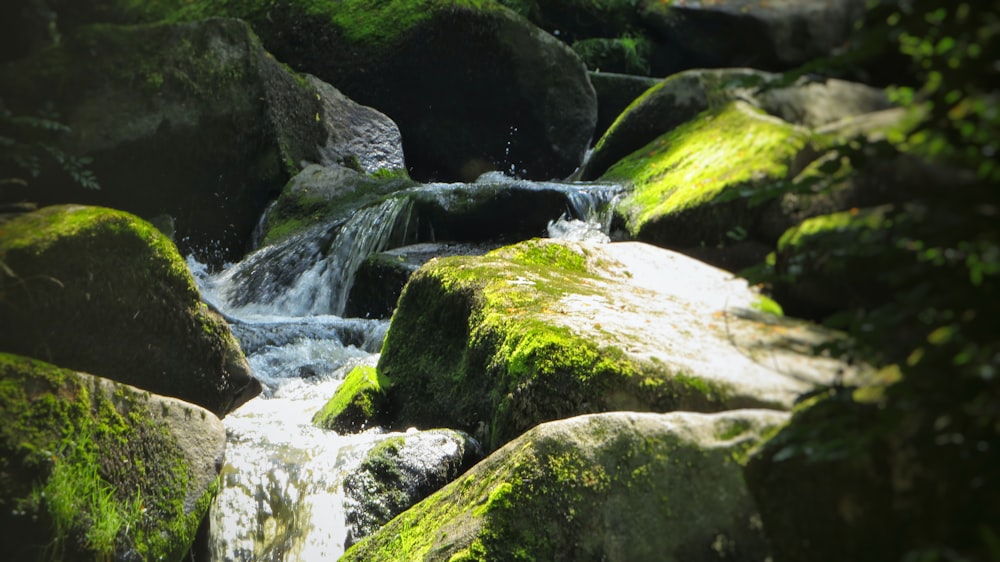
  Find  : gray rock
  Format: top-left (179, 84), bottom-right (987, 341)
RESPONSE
top-left (342, 409), bottom-right (788, 561)
top-left (587, 71), bottom-right (660, 145)
top-left (342, 429), bottom-right (482, 548)
top-left (638, 0), bottom-right (868, 71)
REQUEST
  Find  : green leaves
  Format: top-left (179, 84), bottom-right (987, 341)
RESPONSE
top-left (0, 98), bottom-right (100, 190)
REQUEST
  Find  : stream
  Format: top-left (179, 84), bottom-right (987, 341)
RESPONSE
top-left (188, 174), bottom-right (620, 560)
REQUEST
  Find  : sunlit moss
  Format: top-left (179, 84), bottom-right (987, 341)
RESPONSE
top-left (312, 365), bottom-right (391, 432)
top-left (603, 101), bottom-right (810, 238)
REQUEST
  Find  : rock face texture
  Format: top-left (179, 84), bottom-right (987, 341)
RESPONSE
top-left (0, 353), bottom-right (226, 562)
top-left (0, 18), bottom-right (338, 264)
top-left (0, 205), bottom-right (259, 416)
top-left (342, 429), bottom-right (482, 548)
top-left (342, 409), bottom-right (788, 562)
top-left (377, 238), bottom-right (861, 451)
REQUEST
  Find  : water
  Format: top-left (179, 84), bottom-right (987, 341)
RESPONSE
top-left (189, 175), bottom-right (621, 560)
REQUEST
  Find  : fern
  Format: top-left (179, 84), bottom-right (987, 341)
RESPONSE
top-left (0, 98), bottom-right (100, 190)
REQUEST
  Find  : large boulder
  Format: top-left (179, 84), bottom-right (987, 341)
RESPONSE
top-left (0, 205), bottom-right (260, 416)
top-left (637, 0), bottom-right (868, 71)
top-left (587, 71), bottom-right (660, 143)
top-left (378, 238), bottom-right (860, 451)
top-left (0, 18), bottom-right (331, 264)
top-left (342, 409), bottom-right (789, 561)
top-left (0, 353), bottom-right (226, 562)
top-left (342, 429), bottom-right (482, 548)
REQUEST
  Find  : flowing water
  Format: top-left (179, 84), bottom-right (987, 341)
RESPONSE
top-left (189, 174), bottom-right (621, 561)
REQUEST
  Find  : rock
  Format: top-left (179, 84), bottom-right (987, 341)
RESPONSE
top-left (342, 409), bottom-right (788, 561)
top-left (306, 75), bottom-right (408, 176)
top-left (581, 68), bottom-right (777, 180)
top-left (0, 205), bottom-right (260, 416)
top-left (378, 238), bottom-right (861, 451)
top-left (342, 429), bottom-right (482, 548)
top-left (346, 242), bottom-right (497, 320)
top-left (772, 206), bottom-right (902, 318)
top-left (602, 101), bottom-right (812, 259)
top-left (258, 163), bottom-right (417, 247)
top-left (587, 71), bottom-right (660, 143)
top-left (0, 18), bottom-right (329, 265)
top-left (312, 365), bottom-right (391, 433)
top-left (0, 353), bottom-right (226, 562)
top-left (754, 76), bottom-right (892, 129)
top-left (637, 0), bottom-right (868, 72)
top-left (496, 0), bottom-right (645, 43)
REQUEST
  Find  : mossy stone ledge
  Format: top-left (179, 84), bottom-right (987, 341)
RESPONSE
top-left (0, 205), bottom-right (260, 416)
top-left (377, 238), bottom-right (861, 451)
top-left (312, 365), bottom-right (391, 433)
top-left (0, 353), bottom-right (225, 562)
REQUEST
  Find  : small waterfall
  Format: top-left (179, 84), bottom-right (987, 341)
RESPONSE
top-left (206, 197), bottom-right (411, 318)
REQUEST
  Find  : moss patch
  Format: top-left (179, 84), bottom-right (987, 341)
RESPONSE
top-left (313, 365), bottom-right (392, 433)
top-left (0, 353), bottom-right (215, 561)
top-left (602, 101), bottom-right (810, 247)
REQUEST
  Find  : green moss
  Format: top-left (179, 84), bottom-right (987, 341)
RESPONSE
top-left (312, 365), bottom-right (391, 432)
top-left (752, 295), bottom-right (784, 316)
top-left (0, 353), bottom-right (212, 561)
top-left (324, 0), bottom-right (501, 46)
top-left (603, 101), bottom-right (810, 237)
top-left (778, 206), bottom-right (892, 252)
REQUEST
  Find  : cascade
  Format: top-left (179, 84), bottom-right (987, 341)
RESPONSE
top-left (191, 175), bottom-right (622, 560)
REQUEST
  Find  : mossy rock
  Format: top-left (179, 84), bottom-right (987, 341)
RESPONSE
top-left (378, 238), bottom-right (860, 451)
top-left (602, 100), bottom-right (811, 253)
top-left (772, 205), bottom-right (900, 317)
top-left (55, 0), bottom-right (597, 182)
top-left (0, 353), bottom-right (225, 562)
top-left (572, 35), bottom-right (653, 75)
top-left (343, 429), bottom-right (482, 548)
top-left (0, 205), bottom-right (260, 416)
top-left (259, 163), bottom-right (416, 247)
top-left (581, 68), bottom-right (777, 180)
top-left (0, 18), bottom-right (328, 264)
top-left (342, 409), bottom-right (788, 561)
top-left (496, 0), bottom-right (645, 43)
top-left (312, 365), bottom-right (391, 433)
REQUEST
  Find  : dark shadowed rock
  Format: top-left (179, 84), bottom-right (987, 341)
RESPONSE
top-left (0, 205), bottom-right (259, 416)
top-left (587, 71), bottom-right (660, 143)
top-left (0, 18), bottom-right (342, 264)
top-left (637, 0), bottom-right (867, 72)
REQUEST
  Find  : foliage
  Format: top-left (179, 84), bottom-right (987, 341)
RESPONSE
top-left (0, 98), bottom-right (99, 190)
top-left (739, 1), bottom-right (999, 558)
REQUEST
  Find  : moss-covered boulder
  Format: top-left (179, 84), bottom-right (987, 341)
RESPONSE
top-left (378, 238), bottom-right (860, 451)
top-left (312, 365), bottom-right (391, 433)
top-left (771, 206), bottom-right (902, 317)
top-left (342, 409), bottom-right (788, 561)
top-left (601, 101), bottom-right (811, 264)
top-left (0, 353), bottom-right (226, 562)
top-left (0, 205), bottom-right (259, 416)
top-left (55, 0), bottom-right (597, 182)
top-left (637, 0), bottom-right (867, 71)
top-left (342, 429), bottom-right (482, 548)
top-left (0, 18), bottom-right (330, 264)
